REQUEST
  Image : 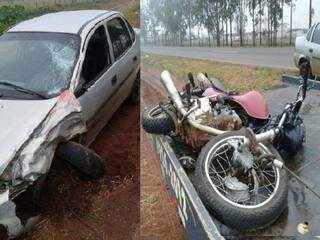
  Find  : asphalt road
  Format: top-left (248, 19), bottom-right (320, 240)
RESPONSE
top-left (142, 46), bottom-right (296, 70)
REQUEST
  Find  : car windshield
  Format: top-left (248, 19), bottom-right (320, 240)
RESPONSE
top-left (0, 32), bottom-right (80, 99)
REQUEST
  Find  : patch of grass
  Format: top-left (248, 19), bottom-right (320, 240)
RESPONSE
top-left (123, 0), bottom-right (139, 27)
top-left (142, 53), bottom-right (299, 92)
top-left (0, 5), bottom-right (38, 34)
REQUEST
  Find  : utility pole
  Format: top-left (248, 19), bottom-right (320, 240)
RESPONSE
top-left (281, 0), bottom-right (284, 47)
top-left (309, 0), bottom-right (312, 28)
top-left (290, 0), bottom-right (293, 45)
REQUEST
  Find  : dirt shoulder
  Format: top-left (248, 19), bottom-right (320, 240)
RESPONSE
top-left (23, 103), bottom-right (140, 240)
top-left (140, 64), bottom-right (184, 240)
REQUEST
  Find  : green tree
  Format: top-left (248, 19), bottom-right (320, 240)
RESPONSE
top-left (221, 0), bottom-right (236, 46)
top-left (235, 0), bottom-right (247, 46)
top-left (142, 0), bottom-right (162, 45)
top-left (257, 0), bottom-right (266, 45)
top-left (203, 0), bottom-right (224, 46)
top-left (181, 0), bottom-right (198, 46)
top-left (247, 0), bottom-right (258, 46)
top-left (289, 0), bottom-right (296, 45)
top-left (269, 0), bottom-right (282, 46)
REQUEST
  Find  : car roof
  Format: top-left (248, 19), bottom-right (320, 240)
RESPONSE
top-left (8, 10), bottom-right (117, 34)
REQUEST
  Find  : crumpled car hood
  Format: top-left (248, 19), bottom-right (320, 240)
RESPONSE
top-left (0, 90), bottom-right (86, 238)
top-left (0, 90), bottom-right (86, 180)
top-left (0, 98), bottom-right (57, 174)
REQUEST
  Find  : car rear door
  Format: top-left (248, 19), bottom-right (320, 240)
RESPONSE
top-left (106, 16), bottom-right (138, 100)
top-left (309, 23), bottom-right (320, 76)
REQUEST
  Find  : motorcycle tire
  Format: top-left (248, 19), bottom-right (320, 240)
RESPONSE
top-left (142, 104), bottom-right (175, 135)
top-left (194, 130), bottom-right (288, 230)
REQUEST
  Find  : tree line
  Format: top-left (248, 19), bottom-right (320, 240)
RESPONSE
top-left (142, 0), bottom-right (311, 47)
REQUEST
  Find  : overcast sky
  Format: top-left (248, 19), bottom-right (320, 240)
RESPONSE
top-left (245, 0), bottom-right (320, 31)
top-left (285, 0), bottom-right (319, 29)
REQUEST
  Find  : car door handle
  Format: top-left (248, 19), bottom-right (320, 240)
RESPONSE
top-left (111, 75), bottom-right (117, 86)
top-left (309, 48), bottom-right (313, 53)
top-left (133, 56), bottom-right (138, 62)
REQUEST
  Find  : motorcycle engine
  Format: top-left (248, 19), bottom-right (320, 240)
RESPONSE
top-left (178, 97), bottom-right (242, 148)
top-left (212, 103), bottom-right (242, 131)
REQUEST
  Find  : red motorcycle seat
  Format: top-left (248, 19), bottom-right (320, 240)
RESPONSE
top-left (203, 87), bottom-right (269, 119)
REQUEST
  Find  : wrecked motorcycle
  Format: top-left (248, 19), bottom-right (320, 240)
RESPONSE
top-left (142, 65), bottom-right (308, 230)
top-left (194, 65), bottom-right (308, 230)
top-left (142, 71), bottom-right (270, 149)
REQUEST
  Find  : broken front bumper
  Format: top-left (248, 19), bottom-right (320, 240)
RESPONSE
top-left (0, 90), bottom-right (87, 239)
top-left (0, 177), bottom-right (44, 239)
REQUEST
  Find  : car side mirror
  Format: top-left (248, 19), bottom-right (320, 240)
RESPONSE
top-left (75, 84), bottom-right (88, 98)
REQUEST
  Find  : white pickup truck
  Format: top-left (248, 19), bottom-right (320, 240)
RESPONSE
top-left (294, 22), bottom-right (320, 79)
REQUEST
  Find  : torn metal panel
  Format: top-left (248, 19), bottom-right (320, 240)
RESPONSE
top-left (0, 98), bottom-right (57, 175)
top-left (14, 90), bottom-right (86, 182)
top-left (0, 90), bottom-right (86, 180)
top-left (0, 90), bottom-right (86, 238)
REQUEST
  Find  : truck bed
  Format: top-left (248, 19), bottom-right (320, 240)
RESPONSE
top-left (152, 78), bottom-right (320, 239)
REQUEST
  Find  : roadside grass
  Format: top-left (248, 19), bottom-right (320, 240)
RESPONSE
top-left (142, 53), bottom-right (299, 92)
top-left (122, 0), bottom-right (139, 27)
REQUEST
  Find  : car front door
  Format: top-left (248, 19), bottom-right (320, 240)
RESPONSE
top-left (309, 23), bottom-right (320, 76)
top-left (106, 16), bottom-right (138, 100)
top-left (77, 23), bottom-right (116, 144)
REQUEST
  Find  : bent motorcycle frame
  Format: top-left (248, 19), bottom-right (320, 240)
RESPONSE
top-left (160, 67), bottom-right (308, 152)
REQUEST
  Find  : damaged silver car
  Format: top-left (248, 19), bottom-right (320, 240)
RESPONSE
top-left (0, 10), bottom-right (140, 238)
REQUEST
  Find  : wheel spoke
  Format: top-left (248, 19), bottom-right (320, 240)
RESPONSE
top-left (206, 138), bottom-right (279, 207)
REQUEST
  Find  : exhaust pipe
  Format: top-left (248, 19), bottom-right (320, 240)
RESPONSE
top-left (161, 71), bottom-right (187, 115)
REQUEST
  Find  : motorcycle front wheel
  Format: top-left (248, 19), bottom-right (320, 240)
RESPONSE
top-left (195, 130), bottom-right (288, 230)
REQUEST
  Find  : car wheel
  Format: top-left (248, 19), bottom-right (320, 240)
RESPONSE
top-left (56, 141), bottom-right (105, 180)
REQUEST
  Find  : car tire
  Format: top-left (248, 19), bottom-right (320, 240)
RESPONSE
top-left (127, 72), bottom-right (140, 105)
top-left (56, 141), bottom-right (105, 179)
top-left (142, 104), bottom-right (175, 135)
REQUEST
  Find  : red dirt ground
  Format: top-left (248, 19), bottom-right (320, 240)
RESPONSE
top-left (23, 103), bottom-right (139, 240)
top-left (140, 64), bottom-right (184, 239)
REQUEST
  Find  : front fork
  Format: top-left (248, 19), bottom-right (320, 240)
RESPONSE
top-left (241, 103), bottom-right (291, 150)
top-left (239, 113), bottom-right (320, 199)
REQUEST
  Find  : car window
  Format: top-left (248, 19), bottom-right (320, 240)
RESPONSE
top-left (307, 24), bottom-right (316, 41)
top-left (312, 24), bottom-right (320, 45)
top-left (81, 25), bottom-right (111, 85)
top-left (107, 17), bottom-right (132, 60)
